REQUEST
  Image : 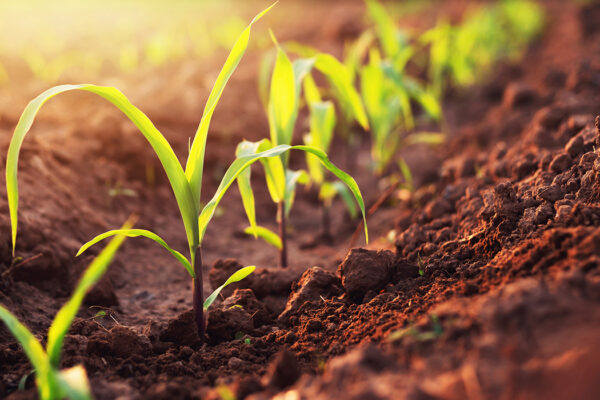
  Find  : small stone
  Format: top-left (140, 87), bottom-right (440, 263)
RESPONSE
top-left (537, 186), bottom-right (564, 203)
top-left (556, 205), bottom-right (572, 221)
top-left (227, 357), bottom-right (245, 369)
top-left (565, 135), bottom-right (584, 158)
top-left (278, 267), bottom-right (341, 323)
top-left (549, 153), bottom-right (572, 173)
top-left (579, 151), bottom-right (598, 170)
top-left (338, 249), bottom-right (395, 302)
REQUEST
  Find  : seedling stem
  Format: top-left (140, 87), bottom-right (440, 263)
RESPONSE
top-left (278, 201), bottom-right (288, 268)
top-left (193, 246), bottom-right (205, 336)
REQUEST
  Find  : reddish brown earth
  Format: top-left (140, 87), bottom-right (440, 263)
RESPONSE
top-left (1, 1), bottom-right (600, 399)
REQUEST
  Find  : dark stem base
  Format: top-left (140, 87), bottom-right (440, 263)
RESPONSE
top-left (192, 246), bottom-right (204, 337)
top-left (278, 202), bottom-right (288, 268)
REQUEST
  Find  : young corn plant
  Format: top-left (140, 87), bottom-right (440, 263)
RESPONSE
top-left (0, 226), bottom-right (130, 400)
top-left (267, 41), bottom-right (371, 173)
top-left (302, 75), bottom-right (359, 239)
top-left (360, 47), bottom-right (443, 177)
top-left (236, 34), bottom-right (368, 268)
top-left (420, 1), bottom-right (544, 98)
top-left (361, 0), bottom-right (444, 178)
top-left (6, 5), bottom-right (280, 339)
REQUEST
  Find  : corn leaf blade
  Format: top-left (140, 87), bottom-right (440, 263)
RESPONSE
top-left (47, 228), bottom-right (129, 367)
top-left (291, 145), bottom-right (368, 242)
top-left (198, 145), bottom-right (294, 242)
top-left (405, 132), bottom-right (445, 146)
top-left (284, 169), bottom-right (309, 216)
top-left (366, 0), bottom-right (399, 60)
top-left (76, 228), bottom-right (192, 277)
top-left (314, 53), bottom-right (369, 131)
top-left (185, 4), bottom-right (274, 209)
top-left (243, 226), bottom-right (282, 249)
top-left (268, 43), bottom-right (297, 147)
top-left (56, 365), bottom-right (92, 400)
top-left (235, 141), bottom-right (261, 236)
top-left (0, 306), bottom-right (53, 400)
top-left (203, 266), bottom-right (256, 310)
top-left (6, 84), bottom-right (198, 261)
top-left (331, 181), bottom-right (359, 219)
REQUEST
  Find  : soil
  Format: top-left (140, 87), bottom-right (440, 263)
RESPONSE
top-left (1, 1), bottom-right (600, 399)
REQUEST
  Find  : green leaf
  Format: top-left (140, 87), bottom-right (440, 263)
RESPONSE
top-left (332, 181), bottom-right (359, 219)
top-left (366, 0), bottom-right (399, 60)
top-left (258, 49), bottom-right (276, 111)
top-left (304, 101), bottom-right (336, 185)
top-left (243, 226), bottom-right (282, 249)
top-left (293, 58), bottom-right (316, 100)
top-left (0, 306), bottom-right (54, 400)
top-left (185, 3), bottom-right (275, 209)
top-left (311, 101), bottom-right (336, 151)
top-left (199, 145), bottom-right (293, 242)
top-left (56, 366), bottom-right (92, 400)
top-left (76, 228), bottom-right (192, 277)
top-left (5, 84), bottom-right (198, 264)
top-left (235, 142), bottom-right (260, 237)
top-left (315, 53), bottom-right (369, 131)
top-left (405, 132), bottom-right (445, 146)
top-left (291, 145), bottom-right (368, 242)
top-left (397, 158), bottom-right (413, 189)
top-left (268, 38), bottom-right (297, 147)
top-left (200, 144), bottom-right (368, 243)
top-left (47, 227), bottom-right (129, 367)
top-left (360, 62), bottom-right (401, 173)
top-left (284, 169), bottom-right (310, 216)
top-left (344, 30), bottom-right (375, 83)
top-left (319, 181), bottom-right (338, 203)
top-left (237, 139), bottom-right (286, 205)
top-left (303, 73), bottom-right (322, 105)
top-left (203, 266), bottom-right (256, 310)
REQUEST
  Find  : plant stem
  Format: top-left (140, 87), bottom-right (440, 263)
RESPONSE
top-left (278, 201), bottom-right (288, 268)
top-left (192, 246), bottom-right (204, 337)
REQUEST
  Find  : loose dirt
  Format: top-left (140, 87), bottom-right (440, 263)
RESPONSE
top-left (1, 1), bottom-right (600, 399)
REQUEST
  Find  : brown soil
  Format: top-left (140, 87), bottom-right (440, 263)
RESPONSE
top-left (2, 1), bottom-right (600, 399)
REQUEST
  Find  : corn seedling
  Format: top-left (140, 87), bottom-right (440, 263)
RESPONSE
top-left (0, 226), bottom-right (130, 400)
top-left (237, 33), bottom-right (368, 267)
top-left (420, 0), bottom-right (544, 98)
top-left (7, 5), bottom-right (280, 339)
top-left (360, 47), bottom-right (443, 176)
top-left (302, 76), bottom-right (359, 238)
top-left (365, 0), bottom-right (414, 73)
top-left (270, 41), bottom-right (371, 173)
top-left (361, 0), bottom-right (444, 178)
